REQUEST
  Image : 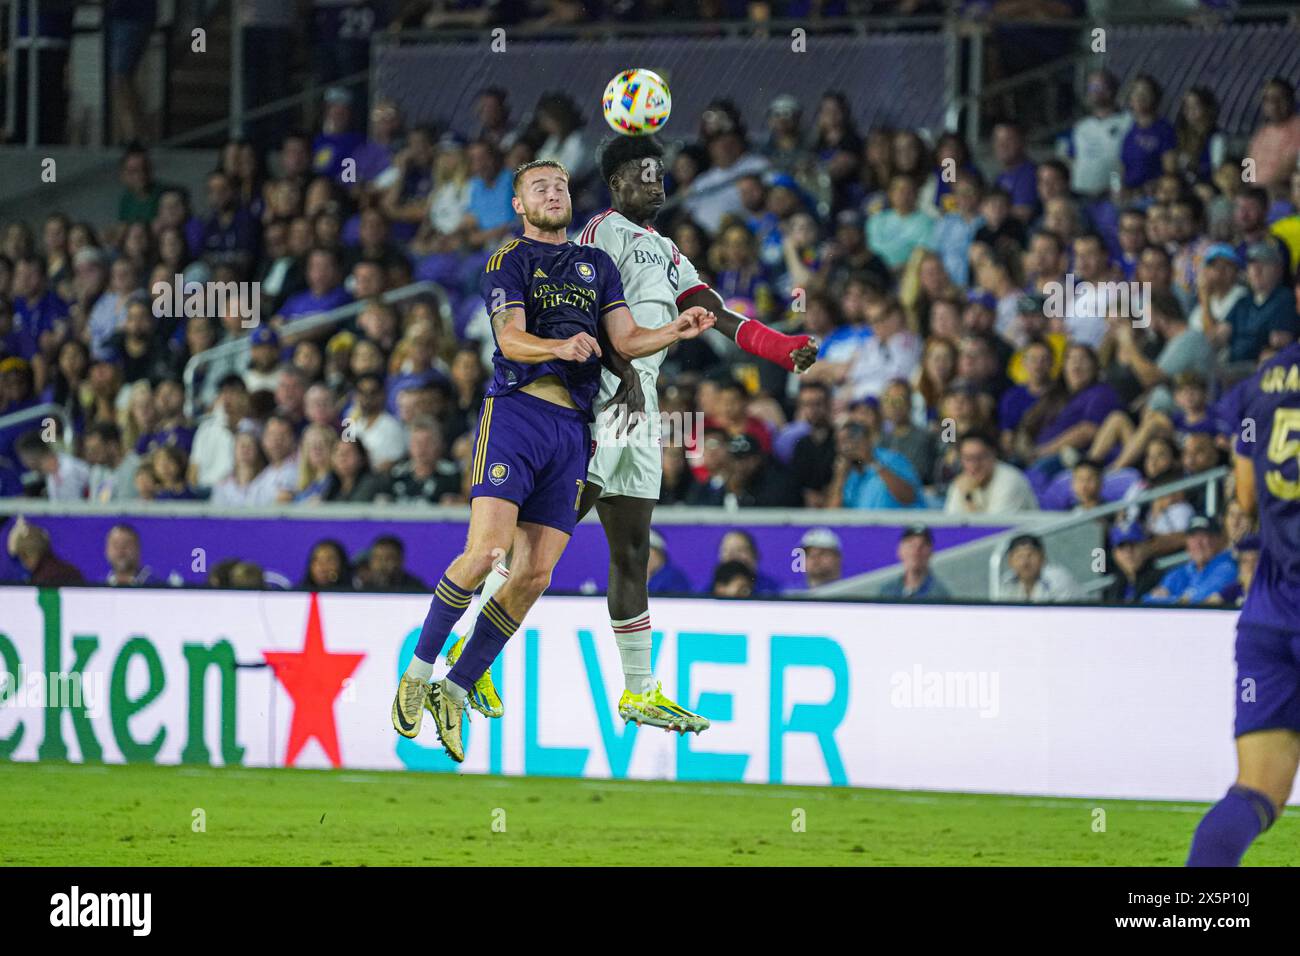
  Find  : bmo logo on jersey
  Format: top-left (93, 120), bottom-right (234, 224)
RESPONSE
top-left (631, 248), bottom-right (678, 290)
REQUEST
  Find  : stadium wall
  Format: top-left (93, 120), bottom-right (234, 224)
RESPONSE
top-left (0, 586), bottom-right (1252, 804)
top-left (0, 508), bottom-right (1014, 593)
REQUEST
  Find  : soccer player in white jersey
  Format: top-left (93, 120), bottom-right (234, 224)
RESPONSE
top-left (446, 134), bottom-right (817, 733)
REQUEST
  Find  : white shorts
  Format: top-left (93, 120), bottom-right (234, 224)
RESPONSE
top-left (587, 368), bottom-right (663, 500)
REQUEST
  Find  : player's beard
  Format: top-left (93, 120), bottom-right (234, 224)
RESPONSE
top-left (525, 206), bottom-right (573, 231)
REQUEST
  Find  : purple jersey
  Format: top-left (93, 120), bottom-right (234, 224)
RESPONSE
top-left (1235, 343), bottom-right (1300, 630)
top-left (479, 236), bottom-right (627, 422)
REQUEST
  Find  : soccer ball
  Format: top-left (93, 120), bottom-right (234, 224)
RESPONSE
top-left (601, 69), bottom-right (671, 136)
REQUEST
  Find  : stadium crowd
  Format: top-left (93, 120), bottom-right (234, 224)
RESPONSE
top-left (4, 52), bottom-right (1300, 605)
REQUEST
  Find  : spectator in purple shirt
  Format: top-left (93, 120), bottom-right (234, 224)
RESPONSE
top-left (1121, 74), bottom-right (1177, 195)
top-left (1018, 343), bottom-right (1121, 483)
top-left (350, 98), bottom-right (405, 191)
top-left (11, 255), bottom-right (70, 361)
top-left (197, 171), bottom-right (259, 276)
top-left (311, 86), bottom-right (366, 182)
top-left (992, 121), bottom-right (1038, 224)
top-left (277, 247), bottom-right (352, 322)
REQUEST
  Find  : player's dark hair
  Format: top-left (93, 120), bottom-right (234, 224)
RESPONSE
top-left (598, 134), bottom-right (665, 187)
top-left (512, 159), bottom-right (568, 192)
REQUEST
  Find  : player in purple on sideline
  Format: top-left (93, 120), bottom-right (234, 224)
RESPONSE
top-left (389, 158), bottom-right (716, 762)
top-left (1187, 342), bottom-right (1300, 865)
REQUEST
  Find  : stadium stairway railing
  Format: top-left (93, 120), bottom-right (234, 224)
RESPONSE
top-left (807, 465), bottom-right (1229, 603)
top-left (182, 280), bottom-right (453, 417)
top-left (0, 402), bottom-right (76, 446)
top-left (984, 465), bottom-right (1228, 601)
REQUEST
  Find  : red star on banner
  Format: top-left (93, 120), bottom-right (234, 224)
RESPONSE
top-left (264, 593), bottom-right (365, 768)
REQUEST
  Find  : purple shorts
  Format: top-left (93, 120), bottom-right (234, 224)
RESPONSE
top-left (1234, 623), bottom-right (1300, 737)
top-left (468, 390), bottom-right (592, 535)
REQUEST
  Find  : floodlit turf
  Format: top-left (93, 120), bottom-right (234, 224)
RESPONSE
top-left (0, 762), bottom-right (1294, 866)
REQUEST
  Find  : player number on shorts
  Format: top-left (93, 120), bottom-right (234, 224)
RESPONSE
top-left (1265, 408), bottom-right (1300, 500)
top-left (574, 479), bottom-right (585, 511)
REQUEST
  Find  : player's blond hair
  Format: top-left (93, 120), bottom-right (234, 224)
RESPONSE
top-left (512, 159), bottom-right (569, 193)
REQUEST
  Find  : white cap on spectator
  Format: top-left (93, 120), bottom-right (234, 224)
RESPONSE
top-left (799, 527), bottom-right (842, 553)
top-left (649, 528), bottom-right (666, 553)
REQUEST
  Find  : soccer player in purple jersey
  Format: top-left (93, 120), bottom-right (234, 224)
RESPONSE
top-left (1187, 342), bottom-right (1300, 864)
top-left (390, 159), bottom-right (715, 761)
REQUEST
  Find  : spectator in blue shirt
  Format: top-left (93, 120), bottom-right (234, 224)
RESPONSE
top-left (866, 175), bottom-right (934, 270)
top-left (1120, 74), bottom-right (1176, 193)
top-left (647, 528), bottom-right (691, 595)
top-left (830, 421), bottom-right (922, 509)
top-left (277, 247), bottom-right (352, 322)
top-left (992, 121), bottom-right (1038, 224)
top-left (1143, 515), bottom-right (1238, 605)
top-left (1225, 242), bottom-right (1300, 362)
top-left (880, 524), bottom-right (951, 598)
top-left (927, 168), bottom-right (984, 285)
top-left (462, 139), bottom-right (517, 251)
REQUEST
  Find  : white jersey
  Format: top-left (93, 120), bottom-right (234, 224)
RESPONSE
top-left (577, 209), bottom-right (706, 377)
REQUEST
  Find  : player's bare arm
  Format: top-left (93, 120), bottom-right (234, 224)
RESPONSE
top-left (600, 303), bottom-right (715, 360)
top-left (596, 321), bottom-right (646, 428)
top-left (492, 305), bottom-right (600, 364)
top-left (676, 285), bottom-right (818, 372)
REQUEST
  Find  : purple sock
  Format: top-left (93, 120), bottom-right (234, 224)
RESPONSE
top-left (413, 575), bottom-right (474, 664)
top-left (447, 598), bottom-right (519, 690)
top-left (1186, 785), bottom-right (1276, 866)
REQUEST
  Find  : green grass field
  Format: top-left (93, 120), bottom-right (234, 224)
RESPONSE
top-left (0, 762), bottom-right (1293, 866)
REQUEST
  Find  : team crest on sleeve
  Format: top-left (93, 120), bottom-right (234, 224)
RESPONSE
top-left (489, 463), bottom-right (510, 485)
top-left (575, 262), bottom-right (595, 282)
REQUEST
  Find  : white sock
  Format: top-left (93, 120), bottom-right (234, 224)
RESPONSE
top-left (443, 677), bottom-right (469, 704)
top-left (464, 562), bottom-right (511, 632)
top-left (612, 613), bottom-right (653, 694)
top-left (405, 657), bottom-right (434, 681)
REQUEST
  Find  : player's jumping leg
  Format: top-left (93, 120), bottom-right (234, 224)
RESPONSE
top-left (596, 492), bottom-right (710, 735)
top-left (428, 519), bottom-right (572, 762)
top-left (446, 559), bottom-right (510, 718)
top-left (391, 497), bottom-right (516, 739)
top-left (1188, 623), bottom-right (1300, 865)
top-left (1187, 729), bottom-right (1299, 865)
